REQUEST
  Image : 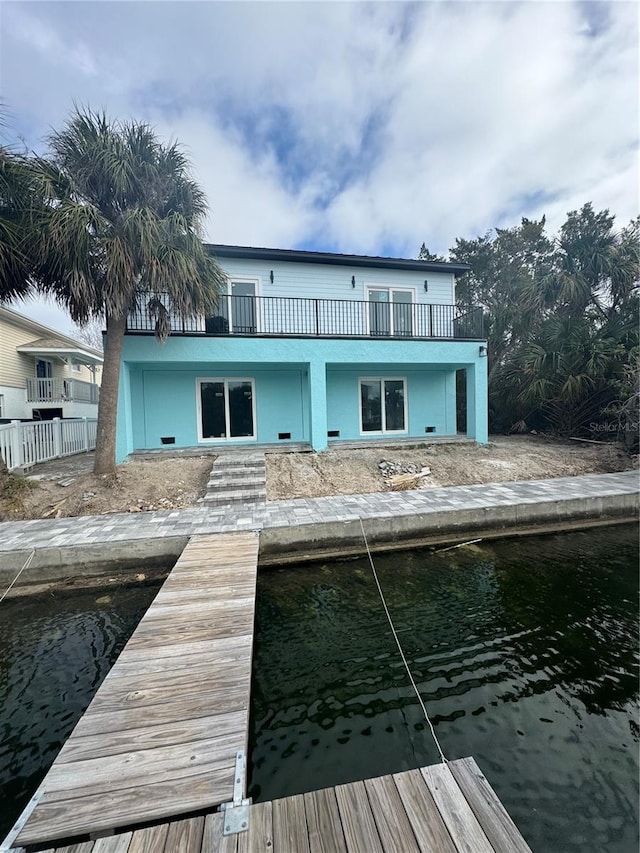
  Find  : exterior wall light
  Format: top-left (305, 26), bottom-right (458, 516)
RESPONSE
top-left (351, 276), bottom-right (356, 288)
top-left (424, 280), bottom-right (428, 292)
top-left (270, 270), bottom-right (274, 284)
top-left (479, 345), bottom-right (488, 357)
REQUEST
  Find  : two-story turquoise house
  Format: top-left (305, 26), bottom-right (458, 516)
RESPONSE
top-left (117, 245), bottom-right (487, 460)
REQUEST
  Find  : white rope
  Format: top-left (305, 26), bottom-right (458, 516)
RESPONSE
top-left (358, 517), bottom-right (448, 764)
top-left (0, 550), bottom-right (35, 603)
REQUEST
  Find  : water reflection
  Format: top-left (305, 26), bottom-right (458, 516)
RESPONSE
top-left (0, 581), bottom-right (162, 839)
top-left (249, 526), bottom-right (639, 853)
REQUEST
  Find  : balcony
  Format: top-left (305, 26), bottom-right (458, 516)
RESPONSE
top-left (127, 295), bottom-right (484, 340)
top-left (26, 377), bottom-right (100, 404)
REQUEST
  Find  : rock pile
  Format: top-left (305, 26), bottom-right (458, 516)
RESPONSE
top-left (378, 460), bottom-right (422, 477)
top-left (378, 459), bottom-right (431, 491)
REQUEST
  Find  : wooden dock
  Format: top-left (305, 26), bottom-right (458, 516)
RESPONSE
top-left (32, 757), bottom-right (531, 853)
top-left (7, 529), bottom-right (533, 853)
top-left (16, 532), bottom-right (259, 848)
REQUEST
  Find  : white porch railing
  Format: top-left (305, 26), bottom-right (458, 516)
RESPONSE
top-left (26, 377), bottom-right (100, 404)
top-left (0, 418), bottom-right (98, 472)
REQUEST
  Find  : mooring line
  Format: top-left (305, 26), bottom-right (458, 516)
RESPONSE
top-left (358, 517), bottom-right (448, 764)
top-left (0, 549), bottom-right (35, 604)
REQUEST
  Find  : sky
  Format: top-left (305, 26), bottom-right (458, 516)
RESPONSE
top-left (1, 0), bottom-right (638, 334)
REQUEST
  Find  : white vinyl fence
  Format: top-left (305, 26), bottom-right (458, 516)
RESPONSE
top-left (0, 418), bottom-right (98, 472)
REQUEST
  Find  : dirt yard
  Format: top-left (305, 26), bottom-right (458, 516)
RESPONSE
top-left (0, 436), bottom-right (635, 521)
top-left (1, 455), bottom-right (213, 521)
top-left (265, 436), bottom-right (636, 499)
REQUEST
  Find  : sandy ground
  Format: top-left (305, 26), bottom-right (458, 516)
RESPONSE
top-left (1, 436), bottom-right (635, 520)
top-left (266, 436), bottom-right (636, 500)
top-left (1, 454), bottom-right (213, 521)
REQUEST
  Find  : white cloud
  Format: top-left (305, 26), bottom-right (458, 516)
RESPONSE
top-left (151, 110), bottom-right (320, 247)
top-left (1, 0), bottom-right (637, 291)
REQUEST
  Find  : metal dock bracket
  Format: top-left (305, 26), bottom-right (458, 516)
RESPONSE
top-left (221, 750), bottom-right (251, 835)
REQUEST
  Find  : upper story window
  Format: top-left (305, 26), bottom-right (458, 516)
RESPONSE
top-left (365, 286), bottom-right (415, 337)
top-left (71, 363), bottom-right (82, 373)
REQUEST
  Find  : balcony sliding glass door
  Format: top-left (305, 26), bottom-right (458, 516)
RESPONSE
top-left (207, 280), bottom-right (258, 334)
top-left (367, 288), bottom-right (414, 336)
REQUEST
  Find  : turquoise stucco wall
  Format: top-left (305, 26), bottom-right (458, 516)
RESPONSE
top-left (131, 365), bottom-right (306, 450)
top-left (326, 367), bottom-right (457, 440)
top-left (117, 335), bottom-right (487, 458)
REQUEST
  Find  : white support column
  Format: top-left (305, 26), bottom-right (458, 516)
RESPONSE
top-left (82, 417), bottom-right (90, 451)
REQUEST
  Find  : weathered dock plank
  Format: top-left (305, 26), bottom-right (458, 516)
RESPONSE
top-left (421, 763), bottom-right (493, 853)
top-left (17, 532), bottom-right (259, 847)
top-left (272, 793), bottom-right (311, 853)
top-left (364, 773), bottom-right (420, 853)
top-left (304, 787), bottom-right (346, 853)
top-left (448, 756), bottom-right (532, 853)
top-left (393, 767), bottom-right (457, 853)
top-left (32, 758), bottom-right (531, 853)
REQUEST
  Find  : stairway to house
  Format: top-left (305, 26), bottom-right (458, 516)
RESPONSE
top-left (199, 452), bottom-right (266, 506)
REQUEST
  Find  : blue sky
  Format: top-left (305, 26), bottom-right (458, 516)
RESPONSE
top-left (1, 0), bottom-right (638, 333)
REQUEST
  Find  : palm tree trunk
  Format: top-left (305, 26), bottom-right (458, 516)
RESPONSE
top-left (93, 312), bottom-right (127, 475)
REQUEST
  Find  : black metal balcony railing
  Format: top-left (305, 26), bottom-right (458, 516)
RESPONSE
top-left (127, 294), bottom-right (484, 340)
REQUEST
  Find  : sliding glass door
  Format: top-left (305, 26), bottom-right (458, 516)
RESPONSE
top-left (211, 280), bottom-right (258, 334)
top-left (198, 379), bottom-right (255, 441)
top-left (367, 288), bottom-right (414, 337)
top-left (359, 378), bottom-right (407, 434)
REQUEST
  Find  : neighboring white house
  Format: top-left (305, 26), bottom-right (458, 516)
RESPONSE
top-left (0, 306), bottom-right (103, 422)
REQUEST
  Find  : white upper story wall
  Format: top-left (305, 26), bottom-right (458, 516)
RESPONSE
top-left (209, 247), bottom-right (460, 307)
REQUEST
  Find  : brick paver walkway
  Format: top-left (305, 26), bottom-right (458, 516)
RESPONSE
top-left (0, 471), bottom-right (637, 554)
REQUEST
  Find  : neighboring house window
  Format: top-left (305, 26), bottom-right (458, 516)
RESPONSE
top-left (365, 286), bottom-right (415, 337)
top-left (36, 359), bottom-right (53, 378)
top-left (359, 378), bottom-right (407, 434)
top-left (196, 378), bottom-right (256, 441)
top-left (206, 278), bottom-right (259, 334)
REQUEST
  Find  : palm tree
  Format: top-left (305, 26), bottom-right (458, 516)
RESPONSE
top-left (0, 144), bottom-right (46, 301)
top-left (40, 109), bottom-right (226, 474)
top-left (0, 124), bottom-right (52, 477)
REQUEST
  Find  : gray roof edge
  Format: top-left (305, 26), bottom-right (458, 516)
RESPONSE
top-left (205, 243), bottom-right (470, 275)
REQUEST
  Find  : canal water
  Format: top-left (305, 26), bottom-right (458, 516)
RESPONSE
top-left (0, 579), bottom-right (163, 840)
top-left (0, 527), bottom-right (637, 850)
top-left (249, 525), bottom-right (639, 853)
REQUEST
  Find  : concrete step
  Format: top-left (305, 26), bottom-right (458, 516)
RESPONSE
top-left (200, 489), bottom-right (266, 506)
top-left (212, 457), bottom-right (266, 469)
top-left (208, 466), bottom-right (265, 480)
top-left (201, 452), bottom-right (267, 506)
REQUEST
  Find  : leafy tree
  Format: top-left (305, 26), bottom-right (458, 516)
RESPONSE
top-left (442, 205), bottom-right (639, 439)
top-left (0, 126), bottom-right (52, 476)
top-left (38, 109), bottom-right (227, 474)
top-left (0, 144), bottom-right (46, 301)
top-left (418, 243), bottom-right (446, 262)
